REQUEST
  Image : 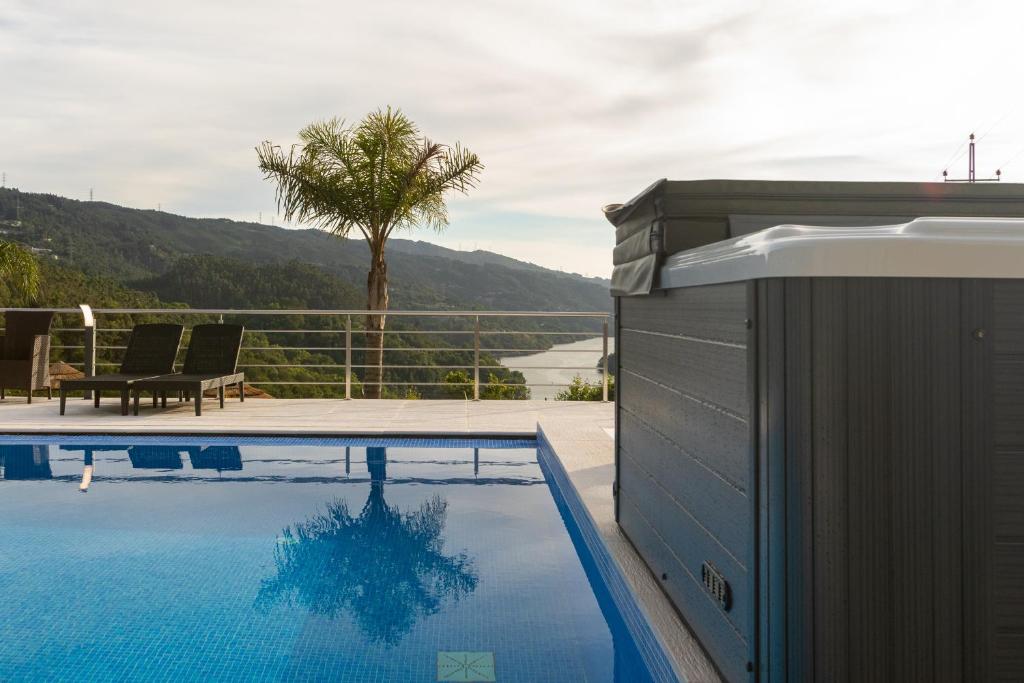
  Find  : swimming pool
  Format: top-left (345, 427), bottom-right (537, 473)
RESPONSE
top-left (0, 436), bottom-right (669, 682)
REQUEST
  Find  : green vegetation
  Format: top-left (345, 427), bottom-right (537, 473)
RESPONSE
top-left (257, 108), bottom-right (484, 397)
top-left (0, 187), bottom-right (614, 398)
top-left (554, 374), bottom-right (614, 401)
top-left (0, 240), bottom-right (39, 300)
top-left (0, 188), bottom-right (611, 312)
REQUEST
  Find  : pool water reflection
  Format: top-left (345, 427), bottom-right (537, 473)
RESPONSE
top-left (0, 439), bottom-right (656, 682)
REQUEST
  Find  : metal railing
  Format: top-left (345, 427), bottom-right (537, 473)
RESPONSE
top-left (3, 306), bottom-right (613, 401)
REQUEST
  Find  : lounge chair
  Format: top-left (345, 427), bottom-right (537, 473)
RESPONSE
top-left (59, 323), bottom-right (185, 416)
top-left (130, 324), bottom-right (245, 416)
top-left (0, 310), bottom-right (55, 403)
top-left (190, 446), bottom-right (243, 471)
top-left (126, 445), bottom-right (191, 470)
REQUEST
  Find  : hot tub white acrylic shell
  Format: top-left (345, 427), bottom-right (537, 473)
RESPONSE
top-left (658, 217), bottom-right (1024, 289)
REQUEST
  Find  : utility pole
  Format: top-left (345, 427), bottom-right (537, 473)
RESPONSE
top-left (1, 172), bottom-right (5, 188)
top-left (943, 133), bottom-right (1001, 182)
top-left (89, 188), bottom-right (94, 201)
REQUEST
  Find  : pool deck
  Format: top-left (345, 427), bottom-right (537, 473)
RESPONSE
top-left (0, 396), bottom-right (720, 682)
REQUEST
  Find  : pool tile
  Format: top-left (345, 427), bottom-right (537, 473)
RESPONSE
top-left (437, 652), bottom-right (496, 682)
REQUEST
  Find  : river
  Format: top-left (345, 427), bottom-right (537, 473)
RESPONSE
top-left (498, 336), bottom-right (616, 400)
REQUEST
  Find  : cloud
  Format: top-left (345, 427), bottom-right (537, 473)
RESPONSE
top-left (2, 0), bottom-right (1024, 277)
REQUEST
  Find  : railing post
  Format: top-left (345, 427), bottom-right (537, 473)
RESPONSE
top-left (473, 315), bottom-right (480, 401)
top-left (602, 317), bottom-right (609, 403)
top-left (345, 314), bottom-right (352, 400)
top-left (79, 304), bottom-right (95, 399)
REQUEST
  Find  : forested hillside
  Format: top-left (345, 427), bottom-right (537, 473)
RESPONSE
top-left (0, 188), bottom-right (610, 398)
top-left (0, 188), bottom-right (611, 312)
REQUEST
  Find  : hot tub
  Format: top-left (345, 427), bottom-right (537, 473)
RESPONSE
top-left (612, 216), bottom-right (1024, 681)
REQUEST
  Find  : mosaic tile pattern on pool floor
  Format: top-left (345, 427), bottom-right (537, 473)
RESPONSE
top-left (0, 439), bottom-right (656, 682)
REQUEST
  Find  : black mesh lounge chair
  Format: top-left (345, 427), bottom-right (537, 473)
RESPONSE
top-left (131, 324), bottom-right (244, 416)
top-left (126, 445), bottom-right (189, 470)
top-left (59, 323), bottom-right (184, 416)
top-left (0, 310), bottom-right (55, 403)
top-left (190, 446), bottom-right (243, 471)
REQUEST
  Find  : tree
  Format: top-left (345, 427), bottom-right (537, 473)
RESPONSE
top-left (257, 108), bottom-right (483, 398)
top-left (256, 448), bottom-right (478, 643)
top-left (0, 240), bottom-right (39, 303)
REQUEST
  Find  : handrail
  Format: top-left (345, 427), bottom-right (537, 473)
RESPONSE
top-left (1, 306), bottom-right (614, 401)
top-left (0, 307), bottom-right (608, 317)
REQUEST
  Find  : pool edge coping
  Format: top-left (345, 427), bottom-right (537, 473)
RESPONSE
top-left (537, 426), bottom-right (681, 683)
top-left (536, 420), bottom-right (722, 683)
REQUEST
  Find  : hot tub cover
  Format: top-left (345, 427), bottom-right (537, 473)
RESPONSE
top-left (604, 180), bottom-right (666, 296)
top-left (659, 217), bottom-right (1024, 289)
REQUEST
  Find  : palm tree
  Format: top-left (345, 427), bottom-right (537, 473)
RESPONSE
top-left (0, 240), bottom-right (39, 302)
top-left (257, 108), bottom-right (483, 398)
top-left (256, 448), bottom-right (478, 643)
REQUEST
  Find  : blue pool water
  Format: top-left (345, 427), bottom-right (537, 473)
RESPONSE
top-left (0, 437), bottom-right (660, 682)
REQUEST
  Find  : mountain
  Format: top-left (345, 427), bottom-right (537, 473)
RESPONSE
top-left (0, 188), bottom-right (611, 313)
top-left (0, 188), bottom-right (612, 399)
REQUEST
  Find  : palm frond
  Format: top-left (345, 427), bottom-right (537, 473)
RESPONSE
top-left (257, 107), bottom-right (482, 245)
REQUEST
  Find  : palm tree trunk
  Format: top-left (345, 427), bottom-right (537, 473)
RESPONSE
top-left (364, 249), bottom-right (389, 399)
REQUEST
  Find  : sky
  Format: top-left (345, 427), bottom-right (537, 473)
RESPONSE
top-left (2, 0), bottom-right (1024, 277)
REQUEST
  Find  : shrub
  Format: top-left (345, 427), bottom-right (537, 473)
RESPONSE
top-left (442, 370), bottom-right (473, 399)
top-left (554, 375), bottom-right (614, 401)
top-left (481, 372), bottom-right (530, 400)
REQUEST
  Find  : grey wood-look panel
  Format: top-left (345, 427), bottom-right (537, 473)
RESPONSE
top-left (995, 451), bottom-right (1024, 539)
top-left (618, 489), bottom-right (749, 683)
top-left (619, 369), bottom-right (749, 492)
top-left (776, 278), bottom-right (964, 682)
top-left (988, 280), bottom-right (1024, 680)
top-left (620, 451), bottom-right (752, 637)
top-left (809, 278), bottom-right (849, 683)
top-left (994, 545), bottom-right (1024, 630)
top-left (782, 279), bottom-right (814, 681)
top-left (619, 409), bottom-right (751, 563)
top-left (843, 278), bottom-right (896, 683)
top-left (743, 279), bottom-right (759, 683)
top-left (619, 282), bottom-right (747, 344)
top-left (962, 279), bottom-right (995, 683)
top-left (890, 279), bottom-right (962, 683)
top-left (617, 280), bottom-right (753, 682)
top-left (620, 328), bottom-right (747, 417)
top-left (993, 358), bottom-right (1024, 446)
top-left (993, 281), bottom-right (1024, 354)
top-left (992, 545), bottom-right (1024, 678)
top-left (993, 634), bottom-right (1024, 681)
top-left (756, 279), bottom-right (786, 683)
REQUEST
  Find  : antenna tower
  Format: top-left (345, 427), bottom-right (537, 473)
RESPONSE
top-left (943, 133), bottom-right (1001, 182)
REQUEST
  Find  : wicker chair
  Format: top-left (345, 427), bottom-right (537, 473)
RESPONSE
top-left (0, 310), bottom-right (55, 403)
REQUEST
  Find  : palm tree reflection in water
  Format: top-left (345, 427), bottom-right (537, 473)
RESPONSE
top-left (257, 447), bottom-right (479, 645)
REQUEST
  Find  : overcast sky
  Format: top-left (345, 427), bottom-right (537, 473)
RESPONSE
top-left (2, 0), bottom-right (1023, 277)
